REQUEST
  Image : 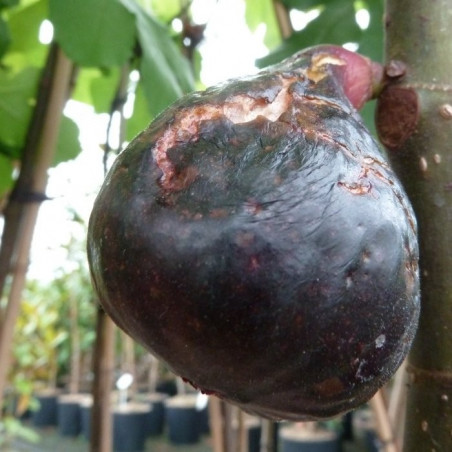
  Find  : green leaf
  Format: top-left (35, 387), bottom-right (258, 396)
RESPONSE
top-left (257, 1), bottom-right (362, 67)
top-left (8, 0), bottom-right (48, 56)
top-left (0, 153), bottom-right (13, 199)
top-left (282, 0), bottom-right (321, 9)
top-left (0, 140), bottom-right (19, 158)
top-left (0, 66), bottom-right (40, 152)
top-left (149, 0), bottom-right (179, 23)
top-left (125, 80), bottom-right (150, 141)
top-left (0, 16), bottom-right (11, 58)
top-left (120, 0), bottom-right (194, 117)
top-left (49, 0), bottom-right (136, 67)
top-left (245, 0), bottom-right (282, 49)
top-left (90, 67), bottom-right (121, 113)
top-left (0, 0), bottom-right (19, 8)
top-left (356, 1), bottom-right (384, 62)
top-left (72, 67), bottom-right (120, 114)
top-left (53, 115), bottom-right (80, 166)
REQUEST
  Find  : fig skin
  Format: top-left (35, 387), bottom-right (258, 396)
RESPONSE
top-left (88, 45), bottom-right (420, 421)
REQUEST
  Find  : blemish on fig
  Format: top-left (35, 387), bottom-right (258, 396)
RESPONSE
top-left (375, 334), bottom-right (386, 349)
top-left (345, 276), bottom-right (353, 289)
top-left (439, 103), bottom-right (452, 119)
top-left (314, 377), bottom-right (345, 397)
top-left (337, 180), bottom-right (372, 195)
top-left (362, 250), bottom-right (371, 264)
top-left (307, 53), bottom-right (345, 84)
top-left (153, 77), bottom-right (297, 190)
top-left (433, 154), bottom-right (441, 164)
top-left (419, 156), bottom-right (428, 173)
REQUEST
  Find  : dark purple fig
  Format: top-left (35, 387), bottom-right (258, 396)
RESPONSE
top-left (87, 45), bottom-right (420, 421)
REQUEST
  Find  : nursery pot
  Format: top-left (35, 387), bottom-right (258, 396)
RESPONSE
top-left (113, 403), bottom-right (151, 452)
top-left (353, 409), bottom-right (381, 452)
top-left (232, 415), bottom-right (262, 452)
top-left (164, 394), bottom-right (201, 445)
top-left (79, 395), bottom-right (93, 441)
top-left (279, 424), bottom-right (341, 452)
top-left (57, 393), bottom-right (86, 437)
top-left (135, 392), bottom-right (168, 436)
top-left (32, 388), bottom-right (60, 428)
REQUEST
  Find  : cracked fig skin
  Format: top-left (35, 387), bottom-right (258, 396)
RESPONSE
top-left (88, 45), bottom-right (420, 421)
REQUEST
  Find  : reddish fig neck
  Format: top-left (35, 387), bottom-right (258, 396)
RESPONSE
top-left (309, 46), bottom-right (383, 110)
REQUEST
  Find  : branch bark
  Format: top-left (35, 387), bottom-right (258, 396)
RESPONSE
top-left (377, 1), bottom-right (452, 450)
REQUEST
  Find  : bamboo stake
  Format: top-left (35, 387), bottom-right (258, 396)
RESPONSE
top-left (89, 62), bottom-right (131, 451)
top-left (0, 46), bottom-right (73, 414)
top-left (369, 389), bottom-right (399, 452)
top-left (147, 353), bottom-right (160, 393)
top-left (89, 308), bottom-right (115, 452)
top-left (237, 409), bottom-right (246, 452)
top-left (209, 396), bottom-right (225, 452)
top-left (388, 361), bottom-right (407, 448)
top-left (272, 0), bottom-right (293, 39)
top-left (260, 419), bottom-right (276, 452)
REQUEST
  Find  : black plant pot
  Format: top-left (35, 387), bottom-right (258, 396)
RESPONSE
top-left (113, 403), bottom-right (151, 452)
top-left (79, 395), bottom-right (93, 441)
top-left (156, 379), bottom-right (177, 397)
top-left (32, 389), bottom-right (60, 428)
top-left (232, 415), bottom-right (262, 452)
top-left (352, 409), bottom-right (381, 452)
top-left (57, 394), bottom-right (86, 437)
top-left (279, 424), bottom-right (341, 452)
top-left (196, 394), bottom-right (210, 435)
top-left (164, 394), bottom-right (201, 445)
top-left (135, 392), bottom-right (168, 437)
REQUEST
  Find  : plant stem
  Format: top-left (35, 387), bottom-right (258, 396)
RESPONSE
top-left (0, 45), bottom-right (73, 414)
top-left (89, 62), bottom-right (130, 450)
top-left (272, 0), bottom-right (293, 39)
top-left (90, 307), bottom-right (115, 452)
top-left (378, 1), bottom-right (452, 450)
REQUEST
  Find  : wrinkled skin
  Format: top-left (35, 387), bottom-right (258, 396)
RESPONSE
top-left (88, 45), bottom-right (420, 420)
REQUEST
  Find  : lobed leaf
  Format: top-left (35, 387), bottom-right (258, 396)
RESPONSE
top-left (0, 66), bottom-right (39, 154)
top-left (49, 0), bottom-right (136, 67)
top-left (0, 16), bottom-right (10, 58)
top-left (5, 0), bottom-right (47, 68)
top-left (53, 115), bottom-right (81, 166)
top-left (245, 0), bottom-right (282, 49)
top-left (0, 153), bottom-right (13, 199)
top-left (258, 1), bottom-right (362, 67)
top-left (120, 0), bottom-right (195, 117)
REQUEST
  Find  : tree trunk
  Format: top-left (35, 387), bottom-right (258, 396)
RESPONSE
top-left (377, 1), bottom-right (452, 450)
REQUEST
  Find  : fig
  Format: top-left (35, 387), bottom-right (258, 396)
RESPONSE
top-left (87, 45), bottom-right (420, 421)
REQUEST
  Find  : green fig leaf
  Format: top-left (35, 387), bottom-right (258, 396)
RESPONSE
top-left (53, 115), bottom-right (81, 166)
top-left (49, 0), bottom-right (136, 67)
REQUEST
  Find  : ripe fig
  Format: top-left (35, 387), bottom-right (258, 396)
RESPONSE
top-left (87, 45), bottom-right (420, 421)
